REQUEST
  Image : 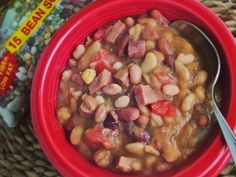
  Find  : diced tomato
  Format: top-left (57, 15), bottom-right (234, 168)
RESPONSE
top-left (151, 100), bottom-right (176, 118)
top-left (85, 125), bottom-right (116, 149)
top-left (90, 49), bottom-right (115, 74)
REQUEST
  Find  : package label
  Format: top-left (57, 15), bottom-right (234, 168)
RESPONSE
top-left (4, 0), bottom-right (59, 53)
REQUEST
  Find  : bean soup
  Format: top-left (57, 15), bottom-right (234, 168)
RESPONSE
top-left (56, 9), bottom-right (216, 175)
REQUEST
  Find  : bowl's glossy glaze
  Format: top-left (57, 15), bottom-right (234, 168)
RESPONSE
top-left (31, 0), bottom-right (236, 176)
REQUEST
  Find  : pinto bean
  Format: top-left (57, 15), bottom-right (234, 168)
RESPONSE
top-left (125, 142), bottom-right (145, 156)
top-left (129, 64), bottom-right (142, 84)
top-left (181, 93), bottom-right (196, 112)
top-left (103, 84), bottom-right (122, 95)
top-left (197, 114), bottom-right (209, 128)
top-left (137, 114), bottom-right (150, 127)
top-left (194, 70), bottom-right (208, 86)
top-left (115, 96), bottom-right (130, 108)
top-left (95, 104), bottom-right (108, 122)
top-left (162, 84), bottom-right (179, 96)
top-left (70, 125), bottom-right (84, 145)
top-left (57, 107), bottom-right (71, 125)
top-left (175, 60), bottom-right (190, 81)
top-left (93, 149), bottom-right (112, 168)
top-left (156, 37), bottom-right (174, 55)
top-left (141, 52), bottom-right (157, 73)
top-left (73, 44), bottom-right (85, 60)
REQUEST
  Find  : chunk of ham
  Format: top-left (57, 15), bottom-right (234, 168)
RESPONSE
top-left (128, 40), bottom-right (146, 58)
top-left (116, 156), bottom-right (142, 172)
top-left (141, 24), bottom-right (159, 40)
top-left (134, 85), bottom-right (159, 106)
top-left (117, 34), bottom-right (129, 57)
top-left (116, 107), bottom-right (140, 121)
top-left (106, 21), bottom-right (126, 45)
top-left (89, 69), bottom-right (112, 94)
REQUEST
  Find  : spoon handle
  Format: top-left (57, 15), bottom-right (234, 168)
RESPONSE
top-left (212, 101), bottom-right (236, 165)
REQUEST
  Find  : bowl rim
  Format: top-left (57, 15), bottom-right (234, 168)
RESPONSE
top-left (31, 0), bottom-right (236, 177)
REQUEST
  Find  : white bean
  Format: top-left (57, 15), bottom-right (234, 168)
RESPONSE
top-left (194, 86), bottom-right (206, 101)
top-left (139, 106), bottom-right (150, 116)
top-left (93, 149), bottom-right (112, 168)
top-left (181, 93), bottom-right (196, 112)
top-left (152, 50), bottom-right (165, 62)
top-left (95, 104), bottom-right (107, 122)
top-left (129, 24), bottom-right (143, 41)
top-left (144, 145), bottom-right (160, 156)
top-left (145, 40), bottom-right (155, 51)
top-left (73, 44), bottom-right (85, 60)
top-left (115, 96), bottom-right (130, 108)
top-left (129, 64), bottom-right (142, 84)
top-left (78, 41), bottom-right (101, 70)
top-left (194, 70), bottom-right (208, 86)
top-left (62, 70), bottom-right (72, 81)
top-left (113, 61), bottom-right (123, 70)
top-left (175, 60), bottom-right (190, 81)
top-left (57, 107), bottom-right (70, 125)
top-left (162, 84), bottom-right (179, 96)
top-left (70, 125), bottom-right (84, 145)
top-left (103, 84), bottom-right (122, 95)
top-left (95, 95), bottom-right (105, 105)
top-left (125, 142), bottom-right (145, 156)
top-left (141, 52), bottom-right (157, 73)
top-left (150, 113), bottom-right (163, 127)
top-left (176, 53), bottom-right (195, 65)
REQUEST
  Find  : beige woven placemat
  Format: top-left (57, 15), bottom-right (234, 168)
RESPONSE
top-left (0, 0), bottom-right (236, 176)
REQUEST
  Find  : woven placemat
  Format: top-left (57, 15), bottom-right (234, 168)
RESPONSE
top-left (0, 0), bottom-right (236, 177)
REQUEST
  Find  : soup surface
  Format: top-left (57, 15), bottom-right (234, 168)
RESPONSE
top-left (56, 10), bottom-right (215, 174)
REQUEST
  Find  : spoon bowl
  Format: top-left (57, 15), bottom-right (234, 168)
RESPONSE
top-left (170, 20), bottom-right (236, 165)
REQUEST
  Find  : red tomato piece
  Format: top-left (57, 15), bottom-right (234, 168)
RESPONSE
top-left (85, 125), bottom-right (116, 149)
top-left (90, 49), bottom-right (115, 73)
top-left (151, 100), bottom-right (176, 118)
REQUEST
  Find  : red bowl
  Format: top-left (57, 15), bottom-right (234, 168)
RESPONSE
top-left (31, 0), bottom-right (236, 176)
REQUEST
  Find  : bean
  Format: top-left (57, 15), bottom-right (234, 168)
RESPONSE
top-left (178, 88), bottom-right (191, 101)
top-left (70, 125), bottom-right (84, 145)
top-left (161, 31), bottom-right (174, 43)
top-left (175, 60), bottom-right (190, 81)
top-left (78, 41), bottom-right (101, 70)
top-left (144, 145), bottom-right (160, 156)
top-left (95, 95), bottom-right (105, 105)
top-left (70, 97), bottom-right (77, 112)
top-left (137, 115), bottom-right (150, 127)
top-left (156, 38), bottom-right (174, 55)
top-left (95, 104), bottom-right (107, 122)
top-left (162, 84), bottom-right (179, 96)
top-left (57, 107), bottom-right (70, 125)
top-left (129, 24), bottom-right (143, 41)
top-left (129, 64), bottom-right (142, 84)
top-left (113, 61), bottom-right (123, 70)
top-left (145, 40), bottom-right (155, 51)
top-left (161, 141), bottom-right (180, 163)
top-left (194, 70), bottom-right (208, 86)
top-left (103, 84), bottom-right (122, 95)
top-left (62, 70), bottom-right (72, 81)
top-left (115, 96), bottom-right (130, 108)
top-left (197, 115), bottom-right (209, 128)
top-left (138, 17), bottom-right (157, 27)
top-left (130, 161), bottom-right (142, 171)
top-left (141, 52), bottom-right (157, 73)
top-left (93, 149), bottom-right (112, 168)
top-left (194, 86), bottom-right (206, 101)
top-left (144, 155), bottom-right (157, 169)
top-left (82, 69), bottom-right (96, 85)
top-left (125, 17), bottom-right (135, 27)
top-left (81, 95), bottom-right (97, 113)
top-left (176, 53), bottom-right (195, 65)
top-left (139, 106), bottom-right (150, 116)
top-left (125, 142), bottom-right (145, 156)
top-left (152, 50), bottom-right (165, 63)
top-left (73, 44), bottom-right (85, 60)
top-left (181, 93), bottom-right (196, 112)
top-left (150, 113), bottom-right (163, 127)
top-left (68, 59), bottom-right (77, 67)
top-left (142, 73), bottom-right (151, 84)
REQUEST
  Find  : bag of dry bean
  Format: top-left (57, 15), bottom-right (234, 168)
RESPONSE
top-left (0, 0), bottom-right (94, 127)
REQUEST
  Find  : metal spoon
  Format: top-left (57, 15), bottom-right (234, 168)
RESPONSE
top-left (170, 20), bottom-right (236, 165)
